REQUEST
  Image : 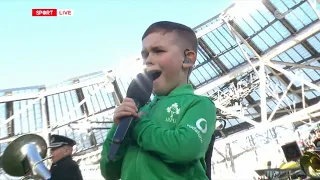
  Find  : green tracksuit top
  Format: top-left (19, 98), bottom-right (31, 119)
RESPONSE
top-left (100, 84), bottom-right (216, 180)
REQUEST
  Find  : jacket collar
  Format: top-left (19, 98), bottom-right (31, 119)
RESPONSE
top-left (155, 84), bottom-right (194, 100)
top-left (53, 155), bottom-right (72, 165)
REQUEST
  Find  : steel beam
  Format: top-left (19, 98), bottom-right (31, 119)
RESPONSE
top-left (262, 20), bottom-right (320, 62)
top-left (0, 78), bottom-right (112, 130)
top-left (267, 81), bottom-right (294, 122)
top-left (40, 97), bottom-right (51, 165)
top-left (194, 60), bottom-right (260, 95)
top-left (41, 97), bottom-right (50, 145)
top-left (195, 20), bottom-right (224, 38)
top-left (51, 107), bottom-right (115, 131)
top-left (0, 129), bottom-right (43, 144)
top-left (0, 77), bottom-right (106, 103)
top-left (5, 97), bottom-right (14, 137)
top-left (268, 62), bottom-right (320, 92)
top-left (0, 107), bottom-right (115, 144)
top-left (259, 62), bottom-right (268, 122)
top-left (195, 20), bottom-right (320, 95)
top-left (75, 87), bottom-right (97, 146)
top-left (270, 60), bottom-right (320, 70)
top-left (217, 102), bottom-right (320, 144)
top-left (216, 104), bottom-right (259, 126)
top-left (307, 0), bottom-right (320, 20)
top-left (0, 93), bottom-right (39, 103)
top-left (112, 79), bottom-right (124, 104)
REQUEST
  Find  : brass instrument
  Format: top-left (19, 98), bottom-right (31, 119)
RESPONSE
top-left (2, 134), bottom-right (52, 180)
top-left (254, 131), bottom-right (320, 179)
top-left (300, 151), bottom-right (320, 178)
top-left (298, 136), bottom-right (320, 178)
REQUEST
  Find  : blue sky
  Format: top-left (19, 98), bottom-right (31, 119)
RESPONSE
top-left (0, 0), bottom-right (231, 89)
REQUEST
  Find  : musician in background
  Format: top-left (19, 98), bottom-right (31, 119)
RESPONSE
top-left (309, 129), bottom-right (317, 142)
top-left (48, 134), bottom-right (83, 180)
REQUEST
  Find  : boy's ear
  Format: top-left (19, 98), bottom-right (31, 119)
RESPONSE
top-left (182, 50), bottom-right (196, 69)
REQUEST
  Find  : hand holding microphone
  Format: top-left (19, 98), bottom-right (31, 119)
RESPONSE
top-left (113, 98), bottom-right (140, 125)
top-left (108, 71), bottom-right (153, 161)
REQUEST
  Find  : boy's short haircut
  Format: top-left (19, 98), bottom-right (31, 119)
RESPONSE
top-left (142, 21), bottom-right (198, 53)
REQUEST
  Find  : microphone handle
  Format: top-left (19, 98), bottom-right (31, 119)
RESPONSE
top-left (113, 100), bottom-right (140, 144)
top-left (113, 116), bottom-right (136, 144)
top-left (108, 100), bottom-right (140, 161)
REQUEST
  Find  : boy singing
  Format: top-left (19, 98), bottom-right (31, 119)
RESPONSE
top-left (100, 21), bottom-right (216, 180)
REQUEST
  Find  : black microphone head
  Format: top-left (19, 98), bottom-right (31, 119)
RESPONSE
top-left (126, 72), bottom-right (153, 106)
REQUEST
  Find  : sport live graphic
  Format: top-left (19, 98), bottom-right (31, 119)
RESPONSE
top-left (32, 9), bottom-right (74, 17)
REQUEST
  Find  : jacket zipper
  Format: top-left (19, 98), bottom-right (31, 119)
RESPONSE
top-left (134, 97), bottom-right (159, 180)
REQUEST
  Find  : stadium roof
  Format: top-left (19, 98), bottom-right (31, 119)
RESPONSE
top-left (191, 0), bottom-right (320, 139)
top-left (0, 0), bottom-right (319, 155)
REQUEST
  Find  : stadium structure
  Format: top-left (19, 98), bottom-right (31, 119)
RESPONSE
top-left (0, 0), bottom-right (319, 179)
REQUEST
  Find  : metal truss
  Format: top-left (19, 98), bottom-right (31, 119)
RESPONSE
top-left (0, 73), bottom-right (116, 146)
top-left (194, 1), bottom-right (320, 145)
top-left (307, 0), bottom-right (320, 19)
top-left (195, 19), bottom-right (320, 95)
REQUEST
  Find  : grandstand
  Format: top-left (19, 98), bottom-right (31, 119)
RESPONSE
top-left (0, 0), bottom-right (319, 179)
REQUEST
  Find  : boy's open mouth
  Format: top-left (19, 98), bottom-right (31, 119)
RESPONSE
top-left (148, 70), bottom-right (162, 81)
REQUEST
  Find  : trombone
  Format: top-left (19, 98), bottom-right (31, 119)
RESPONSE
top-left (1, 134), bottom-right (52, 180)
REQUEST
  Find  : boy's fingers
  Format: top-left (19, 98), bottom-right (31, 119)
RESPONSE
top-left (114, 107), bottom-right (139, 120)
top-left (115, 111), bottom-right (138, 118)
top-left (122, 98), bottom-right (131, 102)
top-left (113, 100), bottom-right (140, 125)
top-left (122, 98), bottom-right (138, 109)
top-left (121, 102), bottom-right (138, 112)
top-left (123, 98), bottom-right (135, 104)
top-left (116, 106), bottom-right (137, 115)
top-left (122, 102), bottom-right (138, 110)
top-left (118, 105), bottom-right (133, 112)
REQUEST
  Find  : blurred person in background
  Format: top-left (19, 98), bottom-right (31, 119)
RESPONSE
top-left (48, 134), bottom-right (83, 180)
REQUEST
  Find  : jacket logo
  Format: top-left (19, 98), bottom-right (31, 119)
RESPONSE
top-left (196, 118), bottom-right (207, 133)
top-left (186, 118), bottom-right (208, 143)
top-left (166, 103), bottom-right (180, 123)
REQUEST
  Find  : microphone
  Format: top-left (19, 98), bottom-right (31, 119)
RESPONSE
top-left (108, 71), bottom-right (153, 161)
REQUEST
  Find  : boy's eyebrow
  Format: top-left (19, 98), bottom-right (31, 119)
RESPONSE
top-left (141, 45), bottom-right (165, 55)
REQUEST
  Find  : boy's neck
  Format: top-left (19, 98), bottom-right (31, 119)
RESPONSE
top-left (155, 83), bottom-right (192, 97)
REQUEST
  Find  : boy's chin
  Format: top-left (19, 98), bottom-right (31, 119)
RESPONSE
top-left (152, 87), bottom-right (169, 96)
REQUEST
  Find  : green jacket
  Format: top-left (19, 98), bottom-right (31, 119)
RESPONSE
top-left (100, 84), bottom-right (216, 180)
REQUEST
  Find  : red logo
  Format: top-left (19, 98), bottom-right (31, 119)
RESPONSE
top-left (32, 9), bottom-right (57, 16)
top-left (32, 9), bottom-right (74, 17)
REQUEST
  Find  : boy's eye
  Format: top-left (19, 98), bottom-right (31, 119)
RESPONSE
top-left (141, 49), bottom-right (164, 59)
top-left (154, 49), bottom-right (164, 53)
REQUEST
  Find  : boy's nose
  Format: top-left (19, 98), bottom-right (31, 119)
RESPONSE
top-left (145, 58), bottom-right (154, 67)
